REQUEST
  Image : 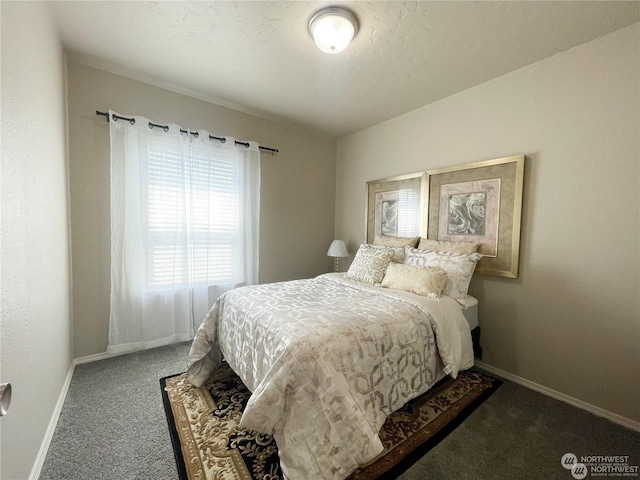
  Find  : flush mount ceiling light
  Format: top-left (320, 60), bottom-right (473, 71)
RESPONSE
top-left (308, 7), bottom-right (359, 54)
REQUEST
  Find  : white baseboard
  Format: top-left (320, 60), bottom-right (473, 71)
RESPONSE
top-left (73, 351), bottom-right (121, 365)
top-left (474, 359), bottom-right (640, 433)
top-left (73, 341), bottom-right (188, 365)
top-left (28, 361), bottom-right (76, 480)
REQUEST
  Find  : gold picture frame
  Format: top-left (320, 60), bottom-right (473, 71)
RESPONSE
top-left (365, 172), bottom-right (427, 244)
top-left (426, 155), bottom-right (525, 278)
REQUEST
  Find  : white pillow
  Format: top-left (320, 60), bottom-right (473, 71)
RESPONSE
top-left (381, 263), bottom-right (448, 298)
top-left (373, 235), bottom-right (420, 263)
top-left (404, 247), bottom-right (482, 306)
top-left (417, 238), bottom-right (480, 255)
top-left (346, 244), bottom-right (394, 285)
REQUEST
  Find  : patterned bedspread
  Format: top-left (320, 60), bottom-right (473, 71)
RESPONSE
top-left (185, 273), bottom-right (474, 480)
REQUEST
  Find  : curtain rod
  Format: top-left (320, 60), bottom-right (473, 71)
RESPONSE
top-left (96, 110), bottom-right (279, 154)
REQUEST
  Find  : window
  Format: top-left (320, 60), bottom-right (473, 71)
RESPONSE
top-left (108, 112), bottom-right (260, 353)
top-left (395, 188), bottom-right (420, 237)
top-left (146, 139), bottom-right (241, 289)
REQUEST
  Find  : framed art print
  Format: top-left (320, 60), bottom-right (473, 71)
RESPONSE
top-left (366, 172), bottom-right (427, 244)
top-left (426, 155), bottom-right (525, 278)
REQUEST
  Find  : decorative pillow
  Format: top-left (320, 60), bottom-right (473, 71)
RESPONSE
top-left (373, 235), bottom-right (420, 263)
top-left (381, 263), bottom-right (448, 298)
top-left (417, 238), bottom-right (480, 255)
top-left (404, 247), bottom-right (482, 306)
top-left (346, 244), bottom-right (394, 285)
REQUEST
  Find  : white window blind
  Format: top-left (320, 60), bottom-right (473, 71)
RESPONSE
top-left (146, 141), bottom-right (240, 289)
top-left (396, 188), bottom-right (420, 237)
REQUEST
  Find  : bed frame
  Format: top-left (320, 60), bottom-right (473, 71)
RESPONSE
top-left (471, 326), bottom-right (482, 359)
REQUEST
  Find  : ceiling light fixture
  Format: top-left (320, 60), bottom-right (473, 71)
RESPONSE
top-left (308, 7), bottom-right (358, 54)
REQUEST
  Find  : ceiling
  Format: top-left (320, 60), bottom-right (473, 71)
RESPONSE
top-left (51, 1), bottom-right (639, 137)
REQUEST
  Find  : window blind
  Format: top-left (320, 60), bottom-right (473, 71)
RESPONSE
top-left (146, 140), bottom-right (240, 288)
top-left (396, 188), bottom-right (420, 237)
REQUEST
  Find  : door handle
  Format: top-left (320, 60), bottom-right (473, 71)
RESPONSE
top-left (0, 383), bottom-right (12, 416)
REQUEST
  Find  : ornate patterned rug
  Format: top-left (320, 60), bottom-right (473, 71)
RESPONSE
top-left (160, 364), bottom-right (501, 480)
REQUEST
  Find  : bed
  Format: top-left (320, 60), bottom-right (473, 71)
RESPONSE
top-left (185, 245), bottom-right (478, 480)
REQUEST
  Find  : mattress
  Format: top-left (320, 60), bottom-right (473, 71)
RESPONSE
top-left (462, 295), bottom-right (479, 330)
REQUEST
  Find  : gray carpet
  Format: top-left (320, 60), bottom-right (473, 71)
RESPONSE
top-left (40, 343), bottom-right (190, 480)
top-left (41, 343), bottom-right (640, 480)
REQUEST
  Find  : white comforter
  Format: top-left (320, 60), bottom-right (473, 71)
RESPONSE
top-left (185, 273), bottom-right (474, 480)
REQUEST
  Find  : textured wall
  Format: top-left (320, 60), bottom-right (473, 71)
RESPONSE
top-left (66, 62), bottom-right (337, 358)
top-left (335, 24), bottom-right (640, 422)
top-left (0, 3), bottom-right (73, 478)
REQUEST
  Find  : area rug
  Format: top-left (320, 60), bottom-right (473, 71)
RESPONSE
top-left (160, 365), bottom-right (501, 480)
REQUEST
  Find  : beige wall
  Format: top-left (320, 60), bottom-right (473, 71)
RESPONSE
top-left (1, 2), bottom-right (73, 478)
top-left (336, 24), bottom-right (640, 422)
top-left (67, 62), bottom-right (337, 358)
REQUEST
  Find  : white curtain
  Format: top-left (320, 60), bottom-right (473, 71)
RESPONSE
top-left (108, 110), bottom-right (260, 354)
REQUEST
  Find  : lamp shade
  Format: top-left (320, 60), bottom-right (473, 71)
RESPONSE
top-left (309, 7), bottom-right (358, 54)
top-left (327, 240), bottom-right (349, 258)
